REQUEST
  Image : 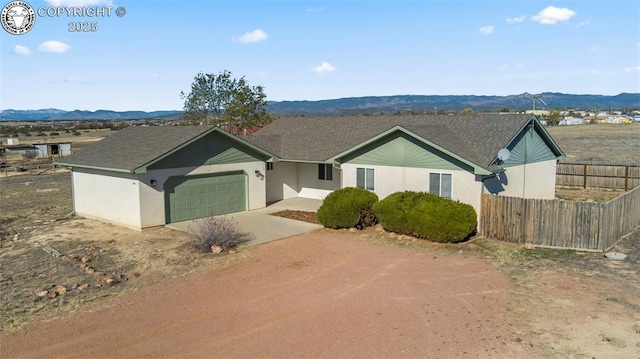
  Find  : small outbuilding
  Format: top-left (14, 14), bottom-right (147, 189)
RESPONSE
top-left (34, 142), bottom-right (72, 158)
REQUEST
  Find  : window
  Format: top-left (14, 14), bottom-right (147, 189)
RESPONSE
top-left (356, 168), bottom-right (375, 191)
top-left (318, 164), bottom-right (332, 180)
top-left (429, 173), bottom-right (452, 198)
top-left (266, 162), bottom-right (274, 171)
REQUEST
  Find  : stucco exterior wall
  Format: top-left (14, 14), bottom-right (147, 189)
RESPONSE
top-left (138, 161), bottom-right (267, 228)
top-left (341, 164), bottom-right (483, 213)
top-left (497, 159), bottom-right (557, 199)
top-left (73, 161), bottom-right (266, 230)
top-left (265, 161), bottom-right (300, 203)
top-left (72, 169), bottom-right (142, 230)
top-left (297, 163), bottom-right (341, 200)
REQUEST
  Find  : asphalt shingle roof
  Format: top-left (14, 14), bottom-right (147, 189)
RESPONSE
top-left (57, 126), bottom-right (214, 172)
top-left (58, 114), bottom-right (553, 174)
top-left (247, 114), bottom-right (535, 168)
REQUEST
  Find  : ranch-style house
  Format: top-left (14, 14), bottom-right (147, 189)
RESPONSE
top-left (56, 114), bottom-right (565, 230)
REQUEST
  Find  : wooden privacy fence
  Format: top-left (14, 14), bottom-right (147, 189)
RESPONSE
top-left (556, 162), bottom-right (640, 191)
top-left (479, 186), bottom-right (640, 251)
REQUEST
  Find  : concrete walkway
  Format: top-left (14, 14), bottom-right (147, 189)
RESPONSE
top-left (167, 198), bottom-right (324, 246)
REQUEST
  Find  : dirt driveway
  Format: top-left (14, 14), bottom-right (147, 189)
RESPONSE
top-left (3, 172), bottom-right (639, 358)
top-left (1, 232), bottom-right (531, 358)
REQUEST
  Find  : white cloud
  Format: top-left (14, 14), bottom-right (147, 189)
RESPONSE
top-left (589, 70), bottom-right (600, 75)
top-left (532, 6), bottom-right (576, 25)
top-left (479, 26), bottom-right (494, 34)
top-left (311, 61), bottom-right (336, 74)
top-left (38, 40), bottom-right (71, 53)
top-left (13, 45), bottom-right (30, 55)
top-left (636, 43), bottom-right (640, 48)
top-left (45, 0), bottom-right (111, 6)
top-left (624, 66), bottom-right (640, 72)
top-left (305, 8), bottom-right (323, 12)
top-left (233, 29), bottom-right (268, 44)
top-left (506, 16), bottom-right (525, 24)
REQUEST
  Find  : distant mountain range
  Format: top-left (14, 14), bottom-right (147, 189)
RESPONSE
top-left (267, 92), bottom-right (640, 116)
top-left (2, 92), bottom-right (639, 121)
top-left (0, 109), bottom-right (183, 121)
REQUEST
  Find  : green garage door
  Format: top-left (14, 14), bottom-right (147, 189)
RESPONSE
top-left (165, 172), bottom-right (246, 223)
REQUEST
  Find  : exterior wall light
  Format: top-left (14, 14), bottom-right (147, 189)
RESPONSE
top-left (150, 179), bottom-right (157, 187)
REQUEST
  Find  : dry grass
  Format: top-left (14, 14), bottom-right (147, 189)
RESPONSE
top-left (547, 123), bottom-right (640, 163)
top-left (0, 172), bottom-right (252, 333)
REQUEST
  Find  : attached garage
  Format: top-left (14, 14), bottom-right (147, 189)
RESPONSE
top-left (56, 126), bottom-right (276, 231)
top-left (165, 172), bottom-right (247, 223)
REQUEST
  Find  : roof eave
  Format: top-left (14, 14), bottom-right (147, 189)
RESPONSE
top-left (276, 159), bottom-right (329, 164)
top-left (54, 162), bottom-right (135, 174)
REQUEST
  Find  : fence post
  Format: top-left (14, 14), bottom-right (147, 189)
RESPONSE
top-left (583, 164), bottom-right (588, 189)
top-left (624, 165), bottom-right (629, 191)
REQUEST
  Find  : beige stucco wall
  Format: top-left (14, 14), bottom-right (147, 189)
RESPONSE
top-left (265, 161), bottom-right (300, 202)
top-left (297, 163), bottom-right (341, 200)
top-left (341, 164), bottom-right (483, 213)
top-left (499, 160), bottom-right (557, 199)
top-left (265, 162), bottom-right (341, 201)
top-left (72, 169), bottom-right (143, 230)
top-left (73, 161), bottom-right (266, 230)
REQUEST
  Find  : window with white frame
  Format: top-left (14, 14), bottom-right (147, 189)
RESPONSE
top-left (318, 164), bottom-right (332, 180)
top-left (429, 172), bottom-right (452, 198)
top-left (356, 168), bottom-right (375, 191)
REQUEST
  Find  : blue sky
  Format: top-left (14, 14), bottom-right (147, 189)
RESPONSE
top-left (1, 0), bottom-right (639, 111)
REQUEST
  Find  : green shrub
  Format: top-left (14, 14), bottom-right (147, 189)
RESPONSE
top-left (373, 191), bottom-right (476, 243)
top-left (317, 187), bottom-right (379, 229)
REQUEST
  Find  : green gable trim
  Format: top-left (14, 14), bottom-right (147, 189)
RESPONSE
top-left (342, 132), bottom-right (472, 172)
top-left (148, 131), bottom-right (266, 171)
top-left (499, 116), bottom-right (566, 168)
top-left (330, 126), bottom-right (491, 175)
top-left (136, 127), bottom-right (276, 173)
top-left (502, 126), bottom-right (556, 167)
